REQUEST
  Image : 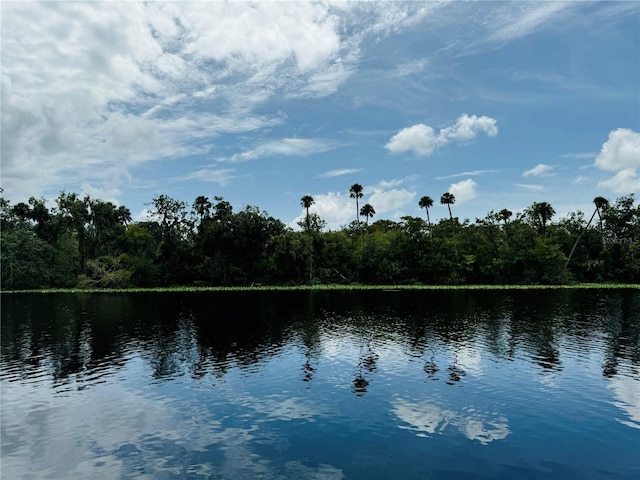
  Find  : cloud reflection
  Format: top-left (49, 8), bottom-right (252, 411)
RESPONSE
top-left (236, 393), bottom-right (328, 422)
top-left (392, 399), bottom-right (510, 445)
top-left (608, 374), bottom-right (640, 429)
top-left (1, 366), bottom-right (340, 480)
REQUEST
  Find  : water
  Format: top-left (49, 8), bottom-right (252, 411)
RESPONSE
top-left (1, 289), bottom-right (639, 479)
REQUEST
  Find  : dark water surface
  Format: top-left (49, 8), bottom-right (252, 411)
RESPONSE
top-left (1, 289), bottom-right (639, 479)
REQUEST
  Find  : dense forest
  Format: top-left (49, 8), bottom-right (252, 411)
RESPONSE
top-left (1, 187), bottom-right (638, 290)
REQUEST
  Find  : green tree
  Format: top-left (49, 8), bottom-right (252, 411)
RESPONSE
top-left (418, 196), bottom-right (433, 226)
top-left (86, 198), bottom-right (129, 258)
top-left (498, 209), bottom-right (512, 225)
top-left (528, 201), bottom-right (556, 236)
top-left (440, 192), bottom-right (455, 220)
top-left (300, 195), bottom-right (315, 229)
top-left (148, 194), bottom-right (190, 239)
top-left (360, 203), bottom-right (375, 226)
top-left (193, 195), bottom-right (212, 224)
top-left (56, 192), bottom-right (91, 272)
top-left (565, 196), bottom-right (609, 268)
top-left (1, 227), bottom-right (56, 290)
top-left (147, 194), bottom-right (194, 284)
top-left (349, 184), bottom-right (364, 225)
top-left (300, 195), bottom-right (315, 281)
top-left (600, 194), bottom-right (639, 282)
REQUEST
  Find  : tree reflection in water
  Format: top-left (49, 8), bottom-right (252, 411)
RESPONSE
top-left (1, 289), bottom-right (639, 396)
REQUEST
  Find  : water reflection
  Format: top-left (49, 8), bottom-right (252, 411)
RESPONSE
top-left (392, 399), bottom-right (511, 444)
top-left (2, 289), bottom-right (639, 479)
top-left (608, 371), bottom-right (640, 429)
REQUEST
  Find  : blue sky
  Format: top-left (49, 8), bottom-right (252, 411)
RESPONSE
top-left (2, 1), bottom-right (639, 229)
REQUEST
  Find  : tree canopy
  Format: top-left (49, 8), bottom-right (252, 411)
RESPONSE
top-left (1, 189), bottom-right (638, 290)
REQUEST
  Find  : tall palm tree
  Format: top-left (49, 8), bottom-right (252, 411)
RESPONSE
top-left (593, 196), bottom-right (609, 230)
top-left (565, 196), bottom-right (609, 268)
top-left (531, 201), bottom-right (555, 235)
top-left (440, 192), bottom-right (455, 220)
top-left (193, 195), bottom-right (212, 223)
top-left (498, 209), bottom-right (512, 225)
top-left (360, 203), bottom-right (375, 226)
top-left (300, 195), bottom-right (315, 281)
top-left (349, 184), bottom-right (363, 225)
top-left (418, 196), bottom-right (433, 226)
top-left (300, 195), bottom-right (315, 229)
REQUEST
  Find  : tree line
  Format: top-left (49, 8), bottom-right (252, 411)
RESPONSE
top-left (1, 186), bottom-right (638, 290)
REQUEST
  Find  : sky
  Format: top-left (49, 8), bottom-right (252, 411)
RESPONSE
top-left (1, 1), bottom-right (639, 229)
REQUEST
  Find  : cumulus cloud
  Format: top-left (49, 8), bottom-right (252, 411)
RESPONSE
top-left (4, 1), bottom-right (428, 202)
top-left (290, 178), bottom-right (416, 230)
top-left (598, 170), bottom-right (640, 194)
top-left (368, 188), bottom-right (416, 213)
top-left (385, 114), bottom-right (497, 156)
top-left (385, 124), bottom-right (440, 156)
top-left (595, 128), bottom-right (640, 194)
top-left (522, 164), bottom-right (554, 177)
top-left (292, 191), bottom-right (353, 229)
top-left (448, 179), bottom-right (477, 204)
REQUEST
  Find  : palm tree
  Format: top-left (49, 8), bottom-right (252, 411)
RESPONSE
top-left (593, 196), bottom-right (609, 230)
top-left (498, 209), bottom-right (512, 225)
top-left (440, 192), bottom-right (455, 220)
top-left (349, 184), bottom-right (363, 225)
top-left (193, 195), bottom-right (212, 223)
top-left (418, 196), bottom-right (433, 226)
top-left (531, 201), bottom-right (555, 235)
top-left (360, 203), bottom-right (375, 226)
top-left (565, 196), bottom-right (609, 268)
top-left (300, 195), bottom-right (315, 281)
top-left (300, 195), bottom-right (315, 229)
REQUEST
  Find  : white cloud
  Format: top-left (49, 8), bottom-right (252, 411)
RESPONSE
top-left (572, 175), bottom-right (588, 185)
top-left (598, 170), bottom-right (640, 195)
top-left (449, 179), bottom-right (477, 204)
top-left (368, 188), bottom-right (416, 213)
top-left (385, 114), bottom-right (497, 157)
top-left (385, 124), bottom-right (440, 156)
top-left (436, 169), bottom-right (499, 180)
top-left (290, 177), bottom-right (416, 230)
top-left (523, 164), bottom-right (554, 177)
top-left (560, 152), bottom-right (597, 160)
top-left (218, 138), bottom-right (340, 163)
top-left (4, 1), bottom-right (416, 202)
top-left (292, 191), bottom-right (353, 230)
top-left (595, 128), bottom-right (640, 194)
top-left (390, 59), bottom-right (428, 77)
top-left (177, 169), bottom-right (236, 186)
top-left (134, 208), bottom-right (154, 223)
top-left (594, 128), bottom-right (640, 172)
top-left (439, 114), bottom-right (498, 142)
top-left (317, 169), bottom-right (363, 178)
top-left (484, 2), bottom-right (577, 45)
top-left (516, 184), bottom-right (545, 191)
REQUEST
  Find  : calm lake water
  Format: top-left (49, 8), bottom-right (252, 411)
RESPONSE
top-left (1, 289), bottom-right (639, 479)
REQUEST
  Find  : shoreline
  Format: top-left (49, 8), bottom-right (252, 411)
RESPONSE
top-left (3, 283), bottom-right (639, 294)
